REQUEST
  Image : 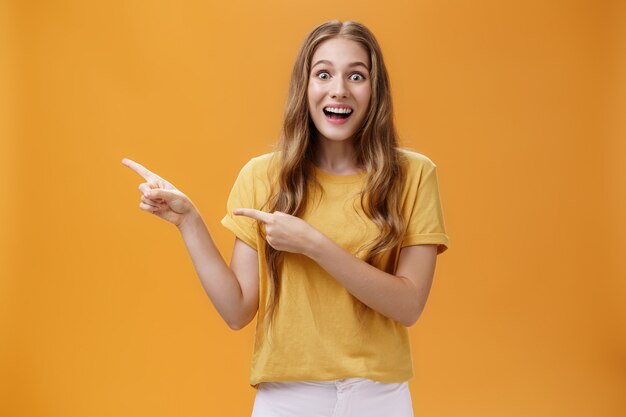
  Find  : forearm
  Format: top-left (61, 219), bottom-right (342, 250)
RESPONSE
top-left (177, 211), bottom-right (243, 329)
top-left (306, 232), bottom-right (419, 327)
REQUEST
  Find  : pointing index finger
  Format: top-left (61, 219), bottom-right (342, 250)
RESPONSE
top-left (234, 208), bottom-right (272, 223)
top-left (121, 158), bottom-right (155, 180)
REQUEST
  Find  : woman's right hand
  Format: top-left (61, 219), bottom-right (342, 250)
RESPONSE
top-left (121, 158), bottom-right (197, 227)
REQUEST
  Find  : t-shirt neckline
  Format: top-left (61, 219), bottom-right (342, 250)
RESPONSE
top-left (312, 164), bottom-right (367, 184)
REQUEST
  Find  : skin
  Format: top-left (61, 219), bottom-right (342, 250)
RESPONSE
top-left (122, 36), bottom-right (439, 329)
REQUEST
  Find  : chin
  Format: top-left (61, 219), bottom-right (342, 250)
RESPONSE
top-left (314, 125), bottom-right (357, 141)
top-left (319, 133), bottom-right (355, 142)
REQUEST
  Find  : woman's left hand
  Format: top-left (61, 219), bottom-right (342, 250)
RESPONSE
top-left (233, 208), bottom-right (321, 255)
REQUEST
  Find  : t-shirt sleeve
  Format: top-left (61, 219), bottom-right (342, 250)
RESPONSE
top-left (220, 160), bottom-right (259, 250)
top-left (401, 160), bottom-right (450, 254)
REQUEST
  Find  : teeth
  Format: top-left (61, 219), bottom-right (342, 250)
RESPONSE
top-left (324, 107), bottom-right (353, 114)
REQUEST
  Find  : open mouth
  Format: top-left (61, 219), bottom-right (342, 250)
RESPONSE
top-left (323, 107), bottom-right (353, 120)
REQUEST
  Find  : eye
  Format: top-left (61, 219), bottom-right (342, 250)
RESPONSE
top-left (350, 73), bottom-right (365, 81)
top-left (316, 70), bottom-right (330, 80)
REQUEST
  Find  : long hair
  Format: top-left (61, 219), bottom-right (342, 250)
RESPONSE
top-left (257, 20), bottom-right (408, 342)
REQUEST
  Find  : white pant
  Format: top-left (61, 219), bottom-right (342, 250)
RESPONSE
top-left (250, 377), bottom-right (414, 417)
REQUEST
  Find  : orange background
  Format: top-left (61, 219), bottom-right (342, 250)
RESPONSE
top-left (2, 1), bottom-right (625, 416)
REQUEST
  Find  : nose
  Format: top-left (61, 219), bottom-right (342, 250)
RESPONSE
top-left (330, 76), bottom-right (349, 98)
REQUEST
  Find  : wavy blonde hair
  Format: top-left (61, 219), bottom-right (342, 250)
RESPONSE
top-left (257, 20), bottom-right (409, 342)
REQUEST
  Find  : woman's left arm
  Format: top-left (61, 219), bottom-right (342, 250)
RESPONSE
top-left (307, 233), bottom-right (437, 327)
top-left (233, 208), bottom-right (437, 327)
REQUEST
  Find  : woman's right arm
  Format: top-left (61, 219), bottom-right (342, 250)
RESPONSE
top-left (177, 212), bottom-right (259, 330)
top-left (121, 158), bottom-right (258, 330)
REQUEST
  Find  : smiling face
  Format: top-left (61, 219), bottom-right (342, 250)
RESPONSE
top-left (307, 37), bottom-right (372, 144)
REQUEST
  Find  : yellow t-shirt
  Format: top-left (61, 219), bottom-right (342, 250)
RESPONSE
top-left (220, 148), bottom-right (449, 389)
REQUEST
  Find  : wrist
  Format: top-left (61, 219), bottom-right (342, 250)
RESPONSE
top-left (177, 209), bottom-right (202, 233)
top-left (305, 229), bottom-right (327, 261)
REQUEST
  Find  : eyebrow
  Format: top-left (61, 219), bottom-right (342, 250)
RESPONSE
top-left (312, 59), bottom-right (370, 70)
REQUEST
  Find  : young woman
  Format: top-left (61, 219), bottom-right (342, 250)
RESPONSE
top-left (122, 19), bottom-right (449, 417)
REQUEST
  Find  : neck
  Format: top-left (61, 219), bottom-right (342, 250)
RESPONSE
top-left (313, 135), bottom-right (361, 174)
